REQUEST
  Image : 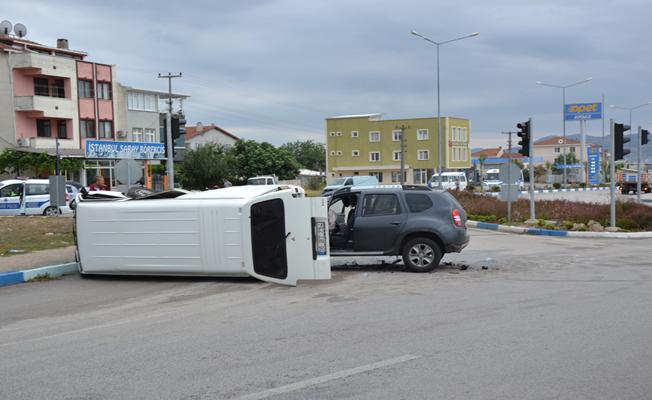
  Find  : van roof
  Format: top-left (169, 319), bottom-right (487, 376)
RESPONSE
top-left (432, 172), bottom-right (466, 176)
top-left (179, 185), bottom-right (301, 200)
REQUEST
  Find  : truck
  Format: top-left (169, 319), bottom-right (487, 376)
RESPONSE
top-left (617, 170), bottom-right (651, 194)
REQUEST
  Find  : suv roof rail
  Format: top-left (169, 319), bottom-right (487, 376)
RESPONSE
top-left (401, 184), bottom-right (431, 191)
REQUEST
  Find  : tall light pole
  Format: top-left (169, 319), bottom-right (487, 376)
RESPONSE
top-left (536, 77), bottom-right (592, 188)
top-left (610, 102), bottom-right (652, 203)
top-left (411, 30), bottom-right (479, 188)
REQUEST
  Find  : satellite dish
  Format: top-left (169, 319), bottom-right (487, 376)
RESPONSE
top-left (0, 20), bottom-right (11, 35)
top-left (14, 23), bottom-right (27, 38)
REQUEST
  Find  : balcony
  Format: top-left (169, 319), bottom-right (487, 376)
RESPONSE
top-left (15, 96), bottom-right (75, 119)
top-left (10, 52), bottom-right (76, 79)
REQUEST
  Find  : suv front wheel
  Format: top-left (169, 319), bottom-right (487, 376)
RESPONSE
top-left (402, 237), bottom-right (442, 272)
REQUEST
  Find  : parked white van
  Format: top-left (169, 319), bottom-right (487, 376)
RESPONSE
top-left (74, 185), bottom-right (330, 286)
top-left (0, 179), bottom-right (71, 216)
top-left (428, 172), bottom-right (468, 191)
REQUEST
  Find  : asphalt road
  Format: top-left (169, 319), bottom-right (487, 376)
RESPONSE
top-left (1, 229), bottom-right (651, 400)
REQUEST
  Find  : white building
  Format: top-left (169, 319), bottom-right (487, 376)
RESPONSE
top-left (184, 123), bottom-right (240, 149)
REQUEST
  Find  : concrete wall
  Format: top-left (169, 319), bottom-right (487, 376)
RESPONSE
top-left (0, 53), bottom-right (17, 150)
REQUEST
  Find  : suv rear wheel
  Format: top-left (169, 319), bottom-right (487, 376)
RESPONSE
top-left (402, 237), bottom-right (442, 272)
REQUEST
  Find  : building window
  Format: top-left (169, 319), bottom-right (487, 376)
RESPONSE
top-left (329, 132), bottom-right (335, 137)
top-left (132, 128), bottom-right (143, 142)
top-left (330, 150), bottom-right (336, 156)
top-left (554, 147), bottom-right (560, 153)
top-left (57, 120), bottom-right (67, 139)
top-left (127, 92), bottom-right (157, 112)
top-left (392, 130), bottom-right (402, 142)
top-left (461, 127), bottom-right (468, 141)
top-left (98, 121), bottom-right (113, 139)
top-left (97, 82), bottom-right (112, 100)
top-left (336, 150), bottom-right (342, 156)
top-left (36, 119), bottom-right (51, 137)
top-left (417, 150), bottom-right (429, 160)
top-left (393, 151), bottom-right (402, 161)
top-left (52, 79), bottom-right (65, 98)
top-left (369, 151), bottom-right (380, 162)
top-left (144, 128), bottom-right (156, 142)
top-left (336, 131), bottom-right (343, 136)
top-left (369, 131), bottom-right (380, 142)
top-left (34, 78), bottom-right (50, 96)
top-left (80, 120), bottom-right (95, 138)
top-left (570, 147), bottom-right (576, 153)
top-left (352, 150), bottom-right (360, 157)
top-left (78, 80), bottom-right (94, 98)
top-left (413, 169), bottom-right (428, 184)
top-left (391, 171), bottom-right (407, 183)
top-left (417, 129), bottom-right (429, 140)
top-left (351, 130), bottom-right (359, 138)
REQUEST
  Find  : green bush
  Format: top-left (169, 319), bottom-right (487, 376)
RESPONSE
top-left (553, 182), bottom-right (561, 189)
top-left (466, 182), bottom-right (476, 192)
top-left (491, 186), bottom-right (500, 192)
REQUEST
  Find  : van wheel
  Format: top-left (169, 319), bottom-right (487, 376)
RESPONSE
top-left (43, 206), bottom-right (60, 216)
top-left (402, 238), bottom-right (442, 272)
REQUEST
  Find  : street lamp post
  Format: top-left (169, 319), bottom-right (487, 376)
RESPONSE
top-left (411, 30), bottom-right (479, 189)
top-left (536, 78), bottom-right (592, 188)
top-left (610, 102), bottom-right (652, 203)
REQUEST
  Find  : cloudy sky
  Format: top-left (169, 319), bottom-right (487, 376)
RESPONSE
top-left (5, 0), bottom-right (652, 147)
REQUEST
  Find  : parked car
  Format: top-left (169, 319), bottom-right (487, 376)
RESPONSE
top-left (0, 179), bottom-right (71, 216)
top-left (481, 168), bottom-right (525, 190)
top-left (428, 172), bottom-right (468, 191)
top-left (321, 176), bottom-right (379, 197)
top-left (247, 176), bottom-right (278, 185)
top-left (74, 185), bottom-right (330, 286)
top-left (328, 185), bottom-right (469, 272)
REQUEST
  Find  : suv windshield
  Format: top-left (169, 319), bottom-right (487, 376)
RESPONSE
top-left (330, 178), bottom-right (346, 186)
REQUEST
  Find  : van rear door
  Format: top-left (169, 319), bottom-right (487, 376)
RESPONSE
top-left (245, 196), bottom-right (330, 286)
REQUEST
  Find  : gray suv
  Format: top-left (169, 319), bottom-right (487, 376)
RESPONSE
top-left (328, 185), bottom-right (469, 272)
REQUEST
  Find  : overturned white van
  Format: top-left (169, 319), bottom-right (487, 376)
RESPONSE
top-left (74, 185), bottom-right (331, 286)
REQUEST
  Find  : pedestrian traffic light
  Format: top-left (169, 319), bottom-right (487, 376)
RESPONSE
top-left (614, 122), bottom-right (630, 160)
top-left (516, 120), bottom-right (530, 157)
top-left (642, 129), bottom-right (650, 146)
top-left (171, 112), bottom-right (187, 141)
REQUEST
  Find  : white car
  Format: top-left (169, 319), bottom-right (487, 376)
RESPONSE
top-left (428, 172), bottom-right (468, 191)
top-left (74, 185), bottom-right (330, 286)
top-left (0, 179), bottom-right (71, 216)
top-left (247, 176), bottom-right (278, 185)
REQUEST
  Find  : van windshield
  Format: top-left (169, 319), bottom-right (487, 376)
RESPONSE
top-left (330, 178), bottom-right (346, 186)
top-left (486, 173), bottom-right (500, 181)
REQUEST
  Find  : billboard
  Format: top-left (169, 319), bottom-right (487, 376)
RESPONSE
top-left (564, 102), bottom-right (602, 121)
top-left (85, 140), bottom-right (166, 160)
top-left (587, 147), bottom-right (601, 185)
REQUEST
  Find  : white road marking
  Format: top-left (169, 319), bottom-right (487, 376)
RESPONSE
top-left (233, 354), bottom-right (421, 400)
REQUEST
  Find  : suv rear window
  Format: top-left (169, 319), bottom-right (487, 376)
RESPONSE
top-left (405, 193), bottom-right (433, 213)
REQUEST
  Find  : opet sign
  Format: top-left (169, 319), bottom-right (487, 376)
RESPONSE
top-left (564, 102), bottom-right (603, 121)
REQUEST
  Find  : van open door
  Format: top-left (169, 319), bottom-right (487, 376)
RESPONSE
top-left (244, 196), bottom-right (330, 286)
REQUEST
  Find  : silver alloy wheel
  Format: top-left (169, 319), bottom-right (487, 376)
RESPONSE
top-left (43, 206), bottom-right (59, 216)
top-left (408, 243), bottom-right (435, 267)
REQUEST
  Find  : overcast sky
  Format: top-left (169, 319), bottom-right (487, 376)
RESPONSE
top-left (5, 0), bottom-right (652, 148)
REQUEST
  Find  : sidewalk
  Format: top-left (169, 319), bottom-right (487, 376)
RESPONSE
top-left (0, 246), bottom-right (76, 273)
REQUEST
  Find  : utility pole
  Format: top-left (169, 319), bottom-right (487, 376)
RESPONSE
top-left (396, 125), bottom-right (409, 185)
top-left (158, 72), bottom-right (182, 190)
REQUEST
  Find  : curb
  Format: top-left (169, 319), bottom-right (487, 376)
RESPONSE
top-left (467, 220), bottom-right (652, 239)
top-left (0, 262), bottom-right (79, 288)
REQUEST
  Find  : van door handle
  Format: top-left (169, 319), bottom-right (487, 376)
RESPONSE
top-left (390, 221), bottom-right (401, 225)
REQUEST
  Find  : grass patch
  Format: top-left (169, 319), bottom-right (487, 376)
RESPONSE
top-left (27, 273), bottom-right (58, 282)
top-left (0, 216), bottom-right (74, 256)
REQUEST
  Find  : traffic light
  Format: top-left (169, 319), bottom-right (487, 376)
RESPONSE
top-left (642, 129), bottom-right (650, 146)
top-left (614, 122), bottom-right (631, 160)
top-left (171, 112), bottom-right (187, 141)
top-left (516, 120), bottom-right (530, 157)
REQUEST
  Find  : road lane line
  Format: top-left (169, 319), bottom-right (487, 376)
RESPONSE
top-left (233, 354), bottom-right (421, 400)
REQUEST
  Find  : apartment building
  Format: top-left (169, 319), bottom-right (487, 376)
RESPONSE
top-left (533, 136), bottom-right (581, 165)
top-left (325, 113), bottom-right (471, 184)
top-left (0, 32), bottom-right (188, 188)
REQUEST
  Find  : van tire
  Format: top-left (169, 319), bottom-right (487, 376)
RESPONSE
top-left (43, 206), bottom-right (60, 216)
top-left (402, 237), bottom-right (442, 272)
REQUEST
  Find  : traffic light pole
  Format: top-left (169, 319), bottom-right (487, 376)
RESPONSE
top-left (158, 72), bottom-right (182, 191)
top-left (610, 119), bottom-right (616, 228)
top-left (528, 117), bottom-right (535, 220)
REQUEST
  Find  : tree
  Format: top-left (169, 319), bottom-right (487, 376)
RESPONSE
top-left (179, 144), bottom-right (234, 190)
top-left (232, 140), bottom-right (301, 182)
top-left (0, 149), bottom-right (83, 177)
top-left (552, 152), bottom-right (579, 174)
top-left (279, 140), bottom-right (326, 171)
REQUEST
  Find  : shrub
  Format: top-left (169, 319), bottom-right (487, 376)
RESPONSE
top-left (466, 182), bottom-right (476, 192)
top-left (579, 182), bottom-right (586, 189)
top-left (553, 182), bottom-right (561, 189)
top-left (491, 186), bottom-right (500, 192)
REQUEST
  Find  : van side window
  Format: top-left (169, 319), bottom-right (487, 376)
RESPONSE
top-left (0, 184), bottom-right (22, 198)
top-left (26, 184), bottom-right (49, 196)
top-left (362, 194), bottom-right (401, 216)
top-left (405, 194), bottom-right (433, 212)
top-left (345, 178), bottom-right (353, 185)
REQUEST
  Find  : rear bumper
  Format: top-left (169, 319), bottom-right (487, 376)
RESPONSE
top-left (445, 229), bottom-right (470, 253)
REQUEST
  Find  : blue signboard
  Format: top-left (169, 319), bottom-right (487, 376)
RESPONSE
top-left (555, 164), bottom-right (583, 169)
top-left (564, 102), bottom-right (603, 121)
top-left (587, 147), bottom-right (601, 185)
top-left (85, 140), bottom-right (166, 160)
